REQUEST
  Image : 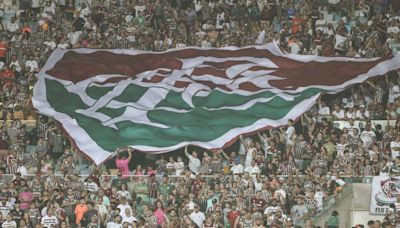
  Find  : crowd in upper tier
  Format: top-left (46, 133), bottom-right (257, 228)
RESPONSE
top-left (0, 0), bottom-right (399, 227)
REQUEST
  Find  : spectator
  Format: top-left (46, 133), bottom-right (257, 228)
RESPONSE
top-left (115, 147), bottom-right (132, 177)
top-left (184, 145), bottom-right (201, 174)
top-left (326, 210), bottom-right (340, 228)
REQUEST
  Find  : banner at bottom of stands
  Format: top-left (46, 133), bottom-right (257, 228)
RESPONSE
top-left (370, 176), bottom-right (400, 215)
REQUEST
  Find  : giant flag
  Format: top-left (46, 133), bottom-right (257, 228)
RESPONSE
top-left (33, 43), bottom-right (400, 165)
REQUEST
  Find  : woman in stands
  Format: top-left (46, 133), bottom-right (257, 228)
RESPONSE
top-left (115, 147), bottom-right (132, 177)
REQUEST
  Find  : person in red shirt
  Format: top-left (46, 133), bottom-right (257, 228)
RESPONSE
top-left (228, 204), bottom-right (240, 228)
top-left (251, 191), bottom-right (266, 209)
top-left (1, 66), bottom-right (15, 89)
top-left (22, 24), bottom-right (32, 40)
top-left (291, 12), bottom-right (304, 34)
top-left (191, 174), bottom-right (204, 198)
top-left (0, 38), bottom-right (7, 62)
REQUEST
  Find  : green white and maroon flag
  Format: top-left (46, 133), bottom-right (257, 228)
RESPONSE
top-left (33, 43), bottom-right (400, 165)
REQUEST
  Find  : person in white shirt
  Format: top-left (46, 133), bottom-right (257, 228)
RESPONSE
top-left (202, 20), bottom-right (214, 31)
top-left (41, 209), bottom-right (58, 228)
top-left (184, 146), bottom-right (201, 174)
top-left (244, 160), bottom-right (260, 177)
top-left (360, 124), bottom-right (376, 150)
top-left (285, 119), bottom-right (296, 145)
top-left (314, 186), bottom-right (324, 212)
top-left (117, 184), bottom-right (131, 200)
top-left (68, 29), bottom-right (82, 45)
top-left (57, 40), bottom-right (70, 49)
top-left (201, 37), bottom-right (212, 48)
top-left (79, 3), bottom-right (91, 21)
top-left (240, 135), bottom-right (256, 168)
top-left (336, 136), bottom-right (348, 158)
top-left (238, 137), bottom-right (252, 161)
top-left (388, 85), bottom-right (400, 103)
top-left (117, 197), bottom-right (132, 219)
top-left (231, 160), bottom-right (244, 175)
top-left (134, 3), bottom-right (146, 18)
top-left (25, 58), bottom-right (39, 72)
top-left (215, 11), bottom-right (225, 30)
top-left (355, 105), bottom-right (370, 120)
top-left (264, 199), bottom-right (281, 215)
top-left (173, 156), bottom-right (185, 176)
top-left (315, 13), bottom-right (327, 32)
top-left (83, 177), bottom-right (99, 193)
top-left (332, 104), bottom-right (345, 120)
top-left (106, 215), bottom-right (123, 228)
top-left (43, 37), bottom-right (57, 50)
top-left (189, 205), bottom-right (205, 228)
top-left (288, 37), bottom-right (302, 54)
top-left (391, 135), bottom-right (400, 159)
top-left (318, 99), bottom-right (330, 116)
top-left (9, 55), bottom-right (21, 72)
top-left (0, 198), bottom-right (13, 217)
top-left (343, 119), bottom-right (359, 137)
top-left (345, 104), bottom-right (356, 120)
top-left (121, 207), bottom-right (136, 222)
top-left (6, 18), bottom-right (19, 33)
top-left (166, 157), bottom-right (175, 174)
top-left (16, 163), bottom-right (28, 176)
top-left (2, 214), bottom-right (17, 228)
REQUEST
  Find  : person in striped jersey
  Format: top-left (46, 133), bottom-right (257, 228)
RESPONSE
top-left (310, 153), bottom-right (328, 176)
top-left (277, 159), bottom-right (296, 176)
top-left (1, 214), bottom-right (17, 228)
top-left (36, 116), bottom-right (48, 139)
top-left (293, 134), bottom-right (307, 172)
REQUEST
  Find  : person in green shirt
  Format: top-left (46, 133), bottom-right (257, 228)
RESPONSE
top-left (135, 11), bottom-right (146, 27)
top-left (324, 137), bottom-right (337, 167)
top-left (326, 210), bottom-right (339, 228)
top-left (132, 177), bottom-right (149, 204)
top-left (134, 197), bottom-right (145, 218)
top-left (158, 175), bottom-right (174, 199)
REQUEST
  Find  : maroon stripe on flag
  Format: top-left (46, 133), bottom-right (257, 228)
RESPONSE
top-left (92, 76), bottom-right (128, 85)
top-left (173, 80), bottom-right (232, 91)
top-left (157, 69), bottom-right (172, 74)
top-left (47, 48), bottom-right (275, 82)
top-left (174, 81), bottom-right (190, 88)
top-left (267, 58), bottom-right (389, 89)
top-left (192, 67), bottom-right (230, 78)
top-left (203, 60), bottom-right (256, 69)
top-left (195, 80), bottom-right (232, 91)
top-left (46, 51), bottom-right (183, 82)
top-left (142, 75), bottom-right (165, 83)
top-left (239, 82), bottom-right (262, 91)
top-left (45, 48), bottom-right (391, 90)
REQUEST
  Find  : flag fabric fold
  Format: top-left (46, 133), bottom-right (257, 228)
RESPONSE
top-left (33, 43), bottom-right (400, 165)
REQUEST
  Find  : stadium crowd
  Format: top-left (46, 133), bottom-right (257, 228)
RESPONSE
top-left (0, 0), bottom-right (399, 227)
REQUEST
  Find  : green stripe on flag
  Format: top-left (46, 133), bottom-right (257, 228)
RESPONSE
top-left (155, 90), bottom-right (192, 110)
top-left (113, 84), bottom-right (148, 103)
top-left (45, 78), bottom-right (323, 151)
top-left (86, 86), bottom-right (114, 100)
top-left (192, 90), bottom-right (276, 108)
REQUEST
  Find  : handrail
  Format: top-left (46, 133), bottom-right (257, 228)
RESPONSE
top-left (311, 184), bottom-right (354, 225)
